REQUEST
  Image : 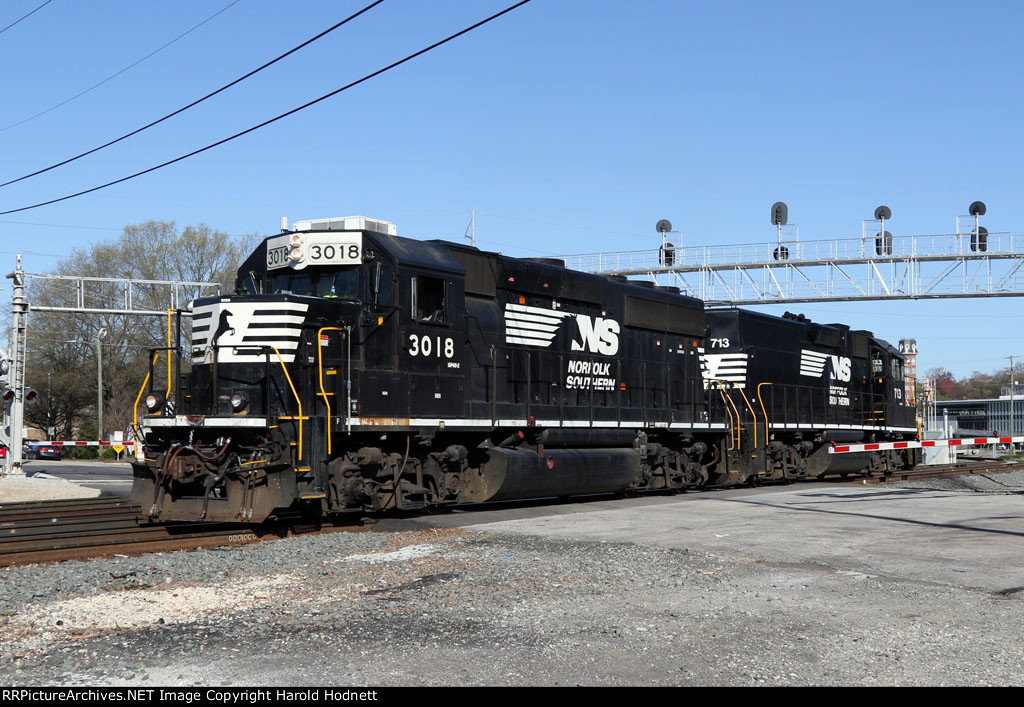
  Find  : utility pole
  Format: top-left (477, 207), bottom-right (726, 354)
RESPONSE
top-left (96, 328), bottom-right (107, 442)
top-left (1009, 355), bottom-right (1018, 453)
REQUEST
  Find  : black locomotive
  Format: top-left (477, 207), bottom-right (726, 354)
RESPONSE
top-left (703, 309), bottom-right (919, 483)
top-left (130, 216), bottom-right (919, 523)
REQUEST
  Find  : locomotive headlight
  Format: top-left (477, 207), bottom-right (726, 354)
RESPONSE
top-left (144, 393), bottom-right (165, 411)
top-left (288, 234), bottom-right (303, 261)
top-left (230, 392), bottom-right (249, 412)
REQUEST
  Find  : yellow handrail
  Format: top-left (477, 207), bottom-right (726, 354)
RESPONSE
top-left (133, 352), bottom-right (159, 431)
top-left (272, 346), bottom-right (303, 462)
top-left (718, 382), bottom-right (743, 450)
top-left (736, 386), bottom-right (759, 449)
top-left (756, 383), bottom-right (772, 442)
top-left (165, 309), bottom-right (173, 401)
top-left (316, 327), bottom-right (343, 455)
top-left (716, 382), bottom-right (735, 451)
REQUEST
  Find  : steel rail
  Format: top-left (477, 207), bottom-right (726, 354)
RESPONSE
top-left (0, 497), bottom-right (368, 567)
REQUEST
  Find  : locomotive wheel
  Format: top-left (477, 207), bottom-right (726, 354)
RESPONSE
top-left (422, 479), bottom-right (451, 515)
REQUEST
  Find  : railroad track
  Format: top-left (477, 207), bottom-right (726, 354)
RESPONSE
top-left (0, 496), bottom-right (363, 567)
top-left (2, 460), bottom-right (1018, 566)
top-left (835, 459), bottom-right (1020, 485)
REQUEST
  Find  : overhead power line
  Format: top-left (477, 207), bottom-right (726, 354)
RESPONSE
top-left (0, 0), bottom-right (242, 132)
top-left (0, 0), bottom-right (53, 37)
top-left (0, 219), bottom-right (120, 231)
top-left (0, 0), bottom-right (385, 189)
top-left (0, 0), bottom-right (533, 216)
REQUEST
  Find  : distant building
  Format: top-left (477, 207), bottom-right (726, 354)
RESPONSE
top-left (942, 387), bottom-right (1023, 437)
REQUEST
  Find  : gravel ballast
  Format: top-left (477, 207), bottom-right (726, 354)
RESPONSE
top-left (1, 471), bottom-right (1023, 687)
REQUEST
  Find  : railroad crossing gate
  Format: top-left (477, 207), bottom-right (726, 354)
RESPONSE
top-left (830, 436), bottom-right (1023, 454)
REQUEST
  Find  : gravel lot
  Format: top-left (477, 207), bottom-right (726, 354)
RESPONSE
top-left (1, 470), bottom-right (1023, 687)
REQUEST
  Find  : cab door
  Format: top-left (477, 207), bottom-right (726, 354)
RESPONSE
top-left (866, 347), bottom-right (888, 426)
top-left (399, 271), bottom-right (466, 420)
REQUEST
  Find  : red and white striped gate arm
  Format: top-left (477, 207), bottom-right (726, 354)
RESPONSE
top-left (32, 440), bottom-right (136, 447)
top-left (830, 436), bottom-right (1023, 454)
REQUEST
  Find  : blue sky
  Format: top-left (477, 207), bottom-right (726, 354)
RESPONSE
top-left (0, 0), bottom-right (1021, 383)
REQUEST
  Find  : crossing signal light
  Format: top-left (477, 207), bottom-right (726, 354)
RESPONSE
top-left (24, 388), bottom-right (38, 404)
top-left (1, 388), bottom-right (13, 403)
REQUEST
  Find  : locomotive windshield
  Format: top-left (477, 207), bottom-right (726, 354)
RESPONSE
top-left (270, 268), bottom-right (360, 298)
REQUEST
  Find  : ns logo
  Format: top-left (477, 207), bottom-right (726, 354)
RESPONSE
top-left (570, 314), bottom-right (620, 356)
top-left (830, 356), bottom-right (852, 382)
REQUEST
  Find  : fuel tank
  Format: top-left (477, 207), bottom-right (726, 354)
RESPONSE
top-left (461, 447), bottom-right (641, 503)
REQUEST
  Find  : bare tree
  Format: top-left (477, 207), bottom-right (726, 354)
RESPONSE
top-left (22, 221), bottom-right (258, 440)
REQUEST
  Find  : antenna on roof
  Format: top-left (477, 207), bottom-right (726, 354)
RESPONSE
top-left (462, 209), bottom-right (487, 248)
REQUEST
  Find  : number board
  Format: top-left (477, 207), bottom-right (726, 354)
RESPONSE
top-left (266, 233), bottom-right (363, 270)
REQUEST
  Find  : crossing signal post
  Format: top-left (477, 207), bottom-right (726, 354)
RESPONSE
top-left (4, 256), bottom-right (28, 476)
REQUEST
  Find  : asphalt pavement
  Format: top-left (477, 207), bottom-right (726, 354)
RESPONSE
top-left (22, 459), bottom-right (133, 498)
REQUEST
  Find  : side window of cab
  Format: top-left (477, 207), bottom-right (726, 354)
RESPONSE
top-left (372, 263), bottom-right (394, 307)
top-left (411, 275), bottom-right (446, 323)
top-left (871, 351), bottom-right (884, 376)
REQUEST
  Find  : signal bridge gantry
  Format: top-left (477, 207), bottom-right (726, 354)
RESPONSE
top-left (561, 231), bottom-right (1024, 306)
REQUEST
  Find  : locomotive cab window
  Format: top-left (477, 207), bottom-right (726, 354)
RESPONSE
top-left (892, 359), bottom-right (904, 381)
top-left (871, 351), bottom-right (885, 375)
top-left (318, 269), bottom-right (359, 299)
top-left (241, 271), bottom-right (261, 295)
top-left (412, 275), bottom-right (446, 323)
top-left (287, 273), bottom-right (313, 296)
top-left (270, 269), bottom-right (360, 299)
top-left (372, 263), bottom-right (394, 306)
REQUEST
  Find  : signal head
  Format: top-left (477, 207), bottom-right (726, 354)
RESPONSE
top-left (770, 201), bottom-right (788, 226)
